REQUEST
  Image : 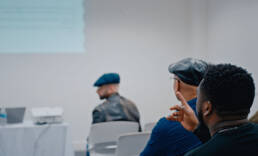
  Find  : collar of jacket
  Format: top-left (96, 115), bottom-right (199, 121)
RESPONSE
top-left (107, 93), bottom-right (120, 101)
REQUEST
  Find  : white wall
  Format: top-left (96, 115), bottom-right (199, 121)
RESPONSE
top-left (2, 0), bottom-right (257, 147)
top-left (189, 0), bottom-right (208, 58)
top-left (0, 0), bottom-right (200, 145)
top-left (206, 0), bottom-right (258, 117)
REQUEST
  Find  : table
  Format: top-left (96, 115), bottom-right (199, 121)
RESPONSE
top-left (0, 121), bottom-right (74, 156)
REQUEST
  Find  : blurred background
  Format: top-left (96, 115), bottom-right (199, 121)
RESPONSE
top-left (0, 0), bottom-right (258, 154)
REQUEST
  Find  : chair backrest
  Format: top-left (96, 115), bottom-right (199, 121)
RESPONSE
top-left (88, 121), bottom-right (139, 146)
top-left (143, 122), bottom-right (156, 132)
top-left (115, 132), bottom-right (151, 156)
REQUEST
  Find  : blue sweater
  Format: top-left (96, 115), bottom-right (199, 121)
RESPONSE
top-left (140, 98), bottom-right (201, 156)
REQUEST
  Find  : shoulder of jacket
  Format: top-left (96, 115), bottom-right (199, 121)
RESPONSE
top-left (94, 101), bottom-right (108, 111)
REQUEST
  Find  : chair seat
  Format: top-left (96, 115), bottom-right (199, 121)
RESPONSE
top-left (88, 121), bottom-right (139, 156)
top-left (115, 132), bottom-right (151, 156)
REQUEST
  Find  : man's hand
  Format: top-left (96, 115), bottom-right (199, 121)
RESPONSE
top-left (166, 91), bottom-right (199, 132)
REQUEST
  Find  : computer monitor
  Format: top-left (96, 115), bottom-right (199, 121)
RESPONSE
top-left (0, 107), bottom-right (26, 124)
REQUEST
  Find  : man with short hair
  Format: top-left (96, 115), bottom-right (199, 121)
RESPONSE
top-left (140, 58), bottom-right (207, 156)
top-left (168, 64), bottom-right (258, 156)
top-left (86, 73), bottom-right (141, 156)
top-left (92, 73), bottom-right (141, 127)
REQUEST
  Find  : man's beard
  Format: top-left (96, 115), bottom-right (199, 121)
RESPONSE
top-left (99, 96), bottom-right (106, 100)
top-left (99, 94), bottom-right (109, 100)
top-left (197, 110), bottom-right (211, 142)
top-left (197, 110), bottom-right (208, 129)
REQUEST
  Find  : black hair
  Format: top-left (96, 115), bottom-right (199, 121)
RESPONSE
top-left (200, 64), bottom-right (255, 117)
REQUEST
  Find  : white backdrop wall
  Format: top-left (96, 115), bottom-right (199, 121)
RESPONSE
top-left (0, 0), bottom-right (201, 145)
top-left (1, 0), bottom-right (257, 147)
top-left (206, 0), bottom-right (258, 117)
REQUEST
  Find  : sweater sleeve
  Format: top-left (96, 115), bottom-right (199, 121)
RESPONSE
top-left (140, 118), bottom-right (168, 156)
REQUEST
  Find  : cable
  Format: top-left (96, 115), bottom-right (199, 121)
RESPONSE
top-left (33, 123), bottom-right (52, 156)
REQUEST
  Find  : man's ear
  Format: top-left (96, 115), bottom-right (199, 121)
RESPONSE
top-left (174, 80), bottom-right (180, 92)
top-left (203, 101), bottom-right (213, 116)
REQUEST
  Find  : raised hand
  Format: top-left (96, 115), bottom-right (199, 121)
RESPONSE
top-left (167, 91), bottom-right (199, 132)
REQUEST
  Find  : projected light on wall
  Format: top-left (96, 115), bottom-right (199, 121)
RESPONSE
top-left (0, 0), bottom-right (85, 53)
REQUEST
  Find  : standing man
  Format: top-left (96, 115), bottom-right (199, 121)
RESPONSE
top-left (168, 64), bottom-right (258, 156)
top-left (92, 73), bottom-right (141, 129)
top-left (140, 58), bottom-right (207, 156)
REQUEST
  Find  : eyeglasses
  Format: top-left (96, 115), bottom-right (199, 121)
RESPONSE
top-left (169, 76), bottom-right (180, 81)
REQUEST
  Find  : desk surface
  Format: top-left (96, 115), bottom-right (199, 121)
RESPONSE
top-left (0, 121), bottom-right (68, 128)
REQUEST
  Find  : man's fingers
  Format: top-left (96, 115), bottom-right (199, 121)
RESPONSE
top-left (167, 115), bottom-right (181, 122)
top-left (167, 108), bottom-right (184, 122)
top-left (166, 115), bottom-right (176, 121)
top-left (172, 111), bottom-right (182, 116)
top-left (170, 105), bottom-right (183, 111)
top-left (172, 111), bottom-right (184, 121)
top-left (167, 115), bottom-right (183, 122)
top-left (176, 91), bottom-right (190, 107)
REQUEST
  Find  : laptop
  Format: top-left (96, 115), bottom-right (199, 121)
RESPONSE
top-left (0, 107), bottom-right (26, 124)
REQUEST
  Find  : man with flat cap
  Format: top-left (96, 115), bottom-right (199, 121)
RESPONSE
top-left (140, 58), bottom-right (208, 156)
top-left (92, 73), bottom-right (141, 129)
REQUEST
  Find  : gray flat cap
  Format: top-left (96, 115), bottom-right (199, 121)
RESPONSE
top-left (168, 58), bottom-right (208, 86)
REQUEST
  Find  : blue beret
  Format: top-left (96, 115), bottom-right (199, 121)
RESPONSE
top-left (168, 58), bottom-right (208, 86)
top-left (94, 73), bottom-right (120, 87)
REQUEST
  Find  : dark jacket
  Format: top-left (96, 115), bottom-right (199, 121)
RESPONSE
top-left (92, 93), bottom-right (141, 130)
top-left (140, 98), bottom-right (201, 156)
